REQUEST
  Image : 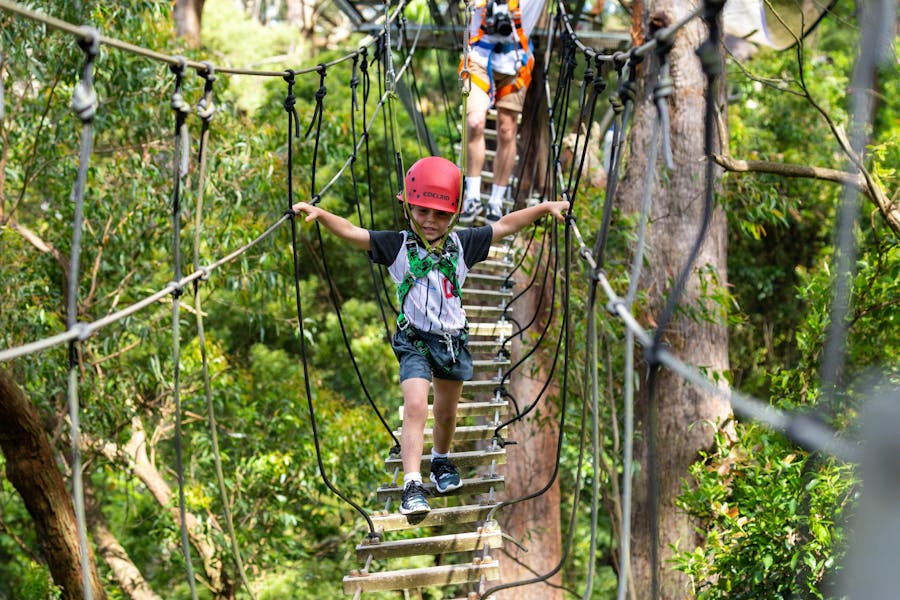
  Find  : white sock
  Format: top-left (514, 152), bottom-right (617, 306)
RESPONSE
top-left (465, 176), bottom-right (482, 202)
top-left (403, 472), bottom-right (423, 487)
top-left (431, 449), bottom-right (449, 460)
top-left (489, 184), bottom-right (507, 210)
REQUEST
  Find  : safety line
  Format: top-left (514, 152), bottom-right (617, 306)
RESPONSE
top-left (189, 63), bottom-right (255, 598)
top-left (66, 27), bottom-right (100, 600)
top-left (0, 216), bottom-right (291, 363)
top-left (166, 58), bottom-right (199, 600)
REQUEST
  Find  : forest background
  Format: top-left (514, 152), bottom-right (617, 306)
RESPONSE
top-left (0, 0), bottom-right (897, 598)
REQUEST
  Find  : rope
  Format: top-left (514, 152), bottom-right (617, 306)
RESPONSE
top-left (189, 63), bottom-right (255, 598)
top-left (0, 0), bottom-right (383, 78)
top-left (66, 26), bottom-right (100, 600)
top-left (167, 56), bottom-right (198, 600)
top-left (282, 73), bottom-right (379, 538)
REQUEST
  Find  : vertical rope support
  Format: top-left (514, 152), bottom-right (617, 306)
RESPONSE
top-left (190, 62), bottom-right (256, 599)
top-left (168, 56), bottom-right (198, 600)
top-left (67, 26), bottom-right (100, 600)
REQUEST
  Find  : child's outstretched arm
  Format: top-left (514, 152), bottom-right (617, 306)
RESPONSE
top-left (292, 201), bottom-right (371, 250)
top-left (490, 200), bottom-right (570, 241)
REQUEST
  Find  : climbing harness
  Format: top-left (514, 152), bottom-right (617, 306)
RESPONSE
top-left (459, 0), bottom-right (534, 105)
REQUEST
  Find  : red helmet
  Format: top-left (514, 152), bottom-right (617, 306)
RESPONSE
top-left (399, 156), bottom-right (461, 214)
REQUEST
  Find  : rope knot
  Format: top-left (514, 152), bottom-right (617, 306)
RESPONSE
top-left (71, 84), bottom-right (98, 122)
top-left (169, 281), bottom-right (184, 299)
top-left (696, 40), bottom-right (722, 77)
top-left (77, 26), bottom-right (101, 58)
top-left (197, 266), bottom-right (210, 281)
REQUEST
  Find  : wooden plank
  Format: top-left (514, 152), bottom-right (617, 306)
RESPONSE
top-left (468, 321), bottom-right (513, 338)
top-left (376, 475), bottom-right (504, 501)
top-left (343, 560), bottom-right (500, 593)
top-left (370, 503), bottom-right (498, 533)
top-left (465, 272), bottom-right (513, 286)
top-left (399, 399), bottom-right (510, 420)
top-left (472, 357), bottom-right (511, 369)
top-left (385, 448), bottom-right (505, 471)
top-left (356, 526), bottom-right (502, 561)
top-left (463, 287), bottom-right (514, 301)
top-left (464, 305), bottom-right (506, 318)
top-left (391, 424), bottom-right (501, 444)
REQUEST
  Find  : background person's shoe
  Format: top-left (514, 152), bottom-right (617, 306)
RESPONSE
top-left (458, 199), bottom-right (484, 225)
top-left (485, 206), bottom-right (503, 223)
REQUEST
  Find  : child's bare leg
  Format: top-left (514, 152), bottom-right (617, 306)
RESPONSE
top-left (400, 377), bottom-right (431, 475)
top-left (431, 378), bottom-right (462, 454)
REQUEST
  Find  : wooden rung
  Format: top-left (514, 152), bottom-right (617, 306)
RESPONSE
top-left (399, 399), bottom-right (510, 420)
top-left (371, 503), bottom-right (498, 532)
top-left (385, 448), bottom-right (506, 471)
top-left (472, 357), bottom-right (510, 369)
top-left (474, 258), bottom-right (515, 272)
top-left (463, 288), bottom-right (514, 299)
top-left (465, 272), bottom-right (512, 286)
top-left (376, 475), bottom-right (504, 501)
top-left (461, 378), bottom-right (504, 392)
top-left (342, 560), bottom-right (501, 593)
top-left (391, 424), bottom-right (501, 443)
top-left (356, 526), bottom-right (503, 561)
top-left (464, 305), bottom-right (506, 318)
top-left (468, 321), bottom-right (513, 338)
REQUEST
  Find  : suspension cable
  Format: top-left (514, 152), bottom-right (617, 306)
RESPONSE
top-left (66, 26), bottom-right (100, 600)
top-left (189, 62), bottom-right (255, 598)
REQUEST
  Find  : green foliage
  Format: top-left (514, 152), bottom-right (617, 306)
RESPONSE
top-left (674, 427), bottom-right (855, 599)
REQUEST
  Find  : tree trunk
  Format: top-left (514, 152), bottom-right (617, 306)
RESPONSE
top-left (174, 0), bottom-right (205, 47)
top-left (0, 369), bottom-right (106, 599)
top-left (495, 242), bottom-right (563, 600)
top-left (616, 2), bottom-right (732, 598)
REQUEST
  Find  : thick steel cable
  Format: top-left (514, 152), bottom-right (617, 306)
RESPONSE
top-left (282, 72), bottom-right (378, 537)
top-left (566, 218), bottom-right (859, 464)
top-left (66, 28), bottom-right (99, 600)
top-left (0, 215), bottom-right (290, 363)
top-left (189, 64), bottom-right (255, 598)
top-left (166, 57), bottom-right (198, 600)
top-left (819, 0), bottom-right (891, 399)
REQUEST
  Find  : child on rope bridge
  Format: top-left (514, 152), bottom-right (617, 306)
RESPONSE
top-left (293, 156), bottom-right (568, 515)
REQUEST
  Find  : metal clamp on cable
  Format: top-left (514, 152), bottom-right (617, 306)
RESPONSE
top-left (492, 434), bottom-right (517, 448)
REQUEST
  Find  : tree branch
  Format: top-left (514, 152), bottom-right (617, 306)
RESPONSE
top-left (712, 154), bottom-right (900, 235)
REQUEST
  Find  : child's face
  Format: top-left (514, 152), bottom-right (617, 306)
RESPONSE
top-left (409, 205), bottom-right (455, 243)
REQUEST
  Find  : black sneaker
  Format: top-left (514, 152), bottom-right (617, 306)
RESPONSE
top-left (429, 457), bottom-right (462, 493)
top-left (399, 481), bottom-right (431, 515)
top-left (458, 199), bottom-right (484, 225)
top-left (485, 206), bottom-right (503, 223)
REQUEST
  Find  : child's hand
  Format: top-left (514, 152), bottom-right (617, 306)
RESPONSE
top-left (548, 200), bottom-right (570, 221)
top-left (292, 202), bottom-right (319, 223)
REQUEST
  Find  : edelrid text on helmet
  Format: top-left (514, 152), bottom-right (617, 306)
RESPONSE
top-left (399, 156), bottom-right (461, 214)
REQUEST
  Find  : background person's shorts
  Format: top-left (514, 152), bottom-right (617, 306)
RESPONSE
top-left (464, 61), bottom-right (528, 115)
top-left (392, 328), bottom-right (473, 382)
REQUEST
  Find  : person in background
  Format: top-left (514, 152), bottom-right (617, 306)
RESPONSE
top-left (458, 0), bottom-right (544, 224)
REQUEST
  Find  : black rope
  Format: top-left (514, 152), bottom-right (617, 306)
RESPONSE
top-left (67, 25), bottom-right (100, 600)
top-left (282, 74), bottom-right (378, 538)
top-left (304, 64), bottom-right (328, 200)
top-left (480, 217), bottom-right (576, 599)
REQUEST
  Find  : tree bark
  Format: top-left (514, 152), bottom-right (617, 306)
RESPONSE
top-left (495, 241), bottom-right (563, 600)
top-left (0, 368), bottom-right (106, 599)
top-left (616, 2), bottom-right (732, 598)
top-left (174, 0), bottom-right (205, 47)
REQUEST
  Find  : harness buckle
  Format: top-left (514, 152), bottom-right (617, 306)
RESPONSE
top-left (396, 313), bottom-right (410, 331)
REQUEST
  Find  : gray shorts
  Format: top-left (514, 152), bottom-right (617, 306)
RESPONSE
top-left (392, 327), bottom-right (473, 382)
